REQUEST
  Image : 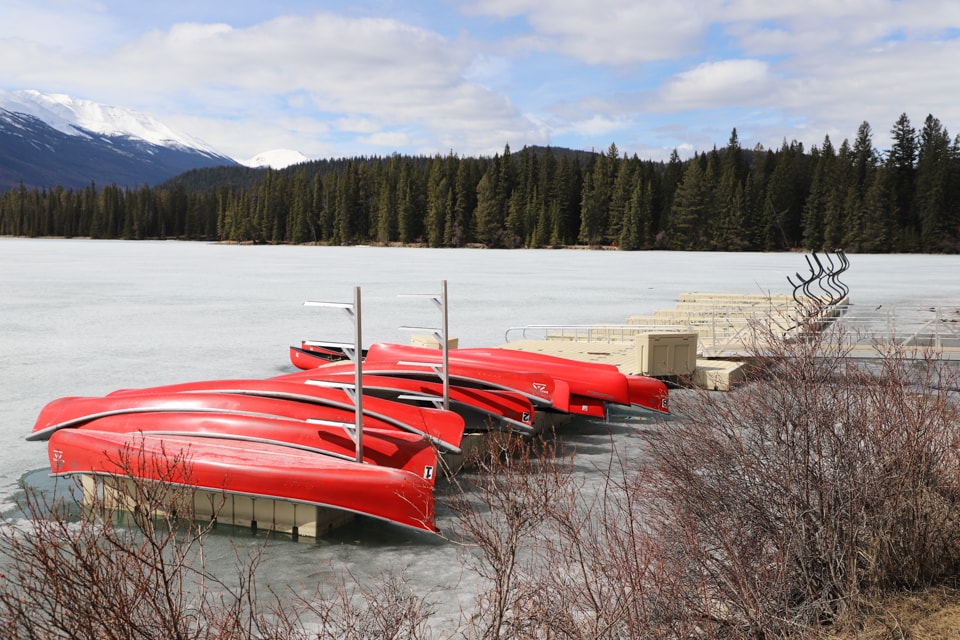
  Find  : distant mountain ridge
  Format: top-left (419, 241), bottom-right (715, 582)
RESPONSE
top-left (0, 90), bottom-right (239, 190)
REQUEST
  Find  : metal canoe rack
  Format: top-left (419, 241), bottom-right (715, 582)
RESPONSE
top-left (303, 287), bottom-right (364, 463)
top-left (397, 280), bottom-right (452, 411)
top-left (787, 249), bottom-right (850, 309)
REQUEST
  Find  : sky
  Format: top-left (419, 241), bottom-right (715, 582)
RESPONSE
top-left (2, 0), bottom-right (959, 164)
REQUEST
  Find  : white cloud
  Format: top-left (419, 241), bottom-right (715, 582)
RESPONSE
top-left (466, 0), bottom-right (713, 64)
top-left (359, 131), bottom-right (415, 148)
top-left (0, 0), bottom-right (117, 52)
top-left (335, 116), bottom-right (382, 134)
top-left (563, 114), bottom-right (631, 138)
top-left (0, 7), bottom-right (543, 158)
top-left (657, 59), bottom-right (773, 111)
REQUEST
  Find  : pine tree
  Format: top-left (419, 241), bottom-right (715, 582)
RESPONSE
top-left (451, 159), bottom-right (476, 246)
top-left (578, 144), bottom-right (617, 245)
top-left (763, 144), bottom-right (794, 250)
top-left (375, 158), bottom-right (399, 244)
top-left (396, 162), bottom-right (421, 244)
top-left (618, 178), bottom-right (644, 250)
top-left (425, 155), bottom-right (449, 247)
top-left (287, 169), bottom-right (313, 243)
top-left (860, 168), bottom-right (894, 252)
top-left (474, 167), bottom-right (501, 247)
top-left (668, 156), bottom-right (710, 249)
top-left (713, 130), bottom-right (747, 250)
top-left (551, 155), bottom-right (581, 245)
top-left (915, 115), bottom-right (952, 250)
top-left (887, 113), bottom-right (918, 249)
top-left (338, 162), bottom-right (363, 244)
top-left (317, 172), bottom-right (337, 242)
top-left (801, 137), bottom-right (835, 250)
top-left (608, 153), bottom-right (637, 243)
top-left (823, 140), bottom-right (852, 249)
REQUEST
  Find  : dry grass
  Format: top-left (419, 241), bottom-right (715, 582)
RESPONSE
top-left (828, 588), bottom-right (960, 639)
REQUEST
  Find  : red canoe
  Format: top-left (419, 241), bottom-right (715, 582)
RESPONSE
top-left (280, 370), bottom-right (537, 433)
top-left (39, 409), bottom-right (438, 476)
top-left (28, 390), bottom-right (458, 448)
top-left (281, 358), bottom-right (569, 413)
top-left (101, 378), bottom-right (465, 453)
top-left (47, 427), bottom-right (438, 533)
top-left (289, 342), bottom-right (358, 369)
top-left (30, 394), bottom-right (438, 470)
top-left (358, 343), bottom-right (670, 417)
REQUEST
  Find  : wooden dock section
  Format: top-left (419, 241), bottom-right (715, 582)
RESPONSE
top-left (503, 294), bottom-right (960, 390)
top-left (502, 292), bottom-right (853, 391)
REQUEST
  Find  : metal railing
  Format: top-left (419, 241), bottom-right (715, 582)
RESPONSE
top-left (503, 304), bottom-right (960, 359)
top-left (504, 323), bottom-right (695, 344)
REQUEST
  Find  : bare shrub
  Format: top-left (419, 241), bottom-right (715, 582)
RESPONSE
top-left (445, 431), bottom-right (576, 639)
top-left (290, 568), bottom-right (437, 640)
top-left (443, 321), bottom-right (960, 639)
top-left (637, 322), bottom-right (960, 635)
top-left (445, 429), bottom-right (725, 640)
top-left (503, 448), bottom-right (707, 639)
top-left (0, 445), bottom-right (289, 640)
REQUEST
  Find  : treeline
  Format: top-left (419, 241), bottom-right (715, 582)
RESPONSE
top-left (2, 113), bottom-right (959, 252)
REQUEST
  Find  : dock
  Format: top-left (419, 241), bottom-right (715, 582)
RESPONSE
top-left (502, 293), bottom-right (960, 391)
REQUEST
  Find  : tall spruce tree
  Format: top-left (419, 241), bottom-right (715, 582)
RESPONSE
top-left (915, 115), bottom-right (953, 250)
top-left (802, 137), bottom-right (835, 250)
top-left (887, 113), bottom-right (918, 249)
top-left (713, 130), bottom-right (748, 250)
top-left (578, 143), bottom-right (617, 245)
top-left (474, 166), bottom-right (501, 247)
top-left (668, 155), bottom-right (710, 249)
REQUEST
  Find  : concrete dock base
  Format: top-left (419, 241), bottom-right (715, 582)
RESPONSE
top-left (691, 358), bottom-right (749, 391)
top-left (82, 474), bottom-right (356, 540)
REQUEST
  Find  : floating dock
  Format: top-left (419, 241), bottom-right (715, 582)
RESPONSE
top-left (500, 290), bottom-right (827, 390)
top-left (84, 473), bottom-right (356, 540)
top-left (502, 292), bottom-right (960, 391)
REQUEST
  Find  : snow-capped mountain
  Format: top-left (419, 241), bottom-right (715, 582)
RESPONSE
top-left (242, 148), bottom-right (311, 169)
top-left (3, 90), bottom-right (224, 155)
top-left (0, 90), bottom-right (238, 189)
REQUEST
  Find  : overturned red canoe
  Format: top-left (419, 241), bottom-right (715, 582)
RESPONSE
top-left (100, 378), bottom-right (465, 453)
top-left (358, 343), bottom-right (670, 417)
top-left (282, 358), bottom-right (569, 413)
top-left (275, 369), bottom-right (537, 433)
top-left (28, 389), bottom-right (461, 451)
top-left (30, 400), bottom-right (438, 477)
top-left (47, 427), bottom-right (438, 533)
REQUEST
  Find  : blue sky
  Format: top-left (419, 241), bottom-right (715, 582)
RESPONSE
top-left (2, 0), bottom-right (959, 163)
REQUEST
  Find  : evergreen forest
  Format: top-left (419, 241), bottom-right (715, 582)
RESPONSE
top-left (2, 113), bottom-right (959, 252)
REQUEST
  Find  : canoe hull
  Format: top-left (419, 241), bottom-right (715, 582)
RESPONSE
top-left (358, 343), bottom-right (670, 416)
top-left (102, 378), bottom-right (464, 452)
top-left (48, 428), bottom-right (437, 533)
top-left (280, 371), bottom-right (537, 433)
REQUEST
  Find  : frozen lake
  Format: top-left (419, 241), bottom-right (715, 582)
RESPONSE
top-left (2, 237), bottom-right (958, 628)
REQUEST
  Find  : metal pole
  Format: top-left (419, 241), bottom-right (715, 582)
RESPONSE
top-left (353, 286), bottom-right (363, 463)
top-left (441, 279), bottom-right (449, 411)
